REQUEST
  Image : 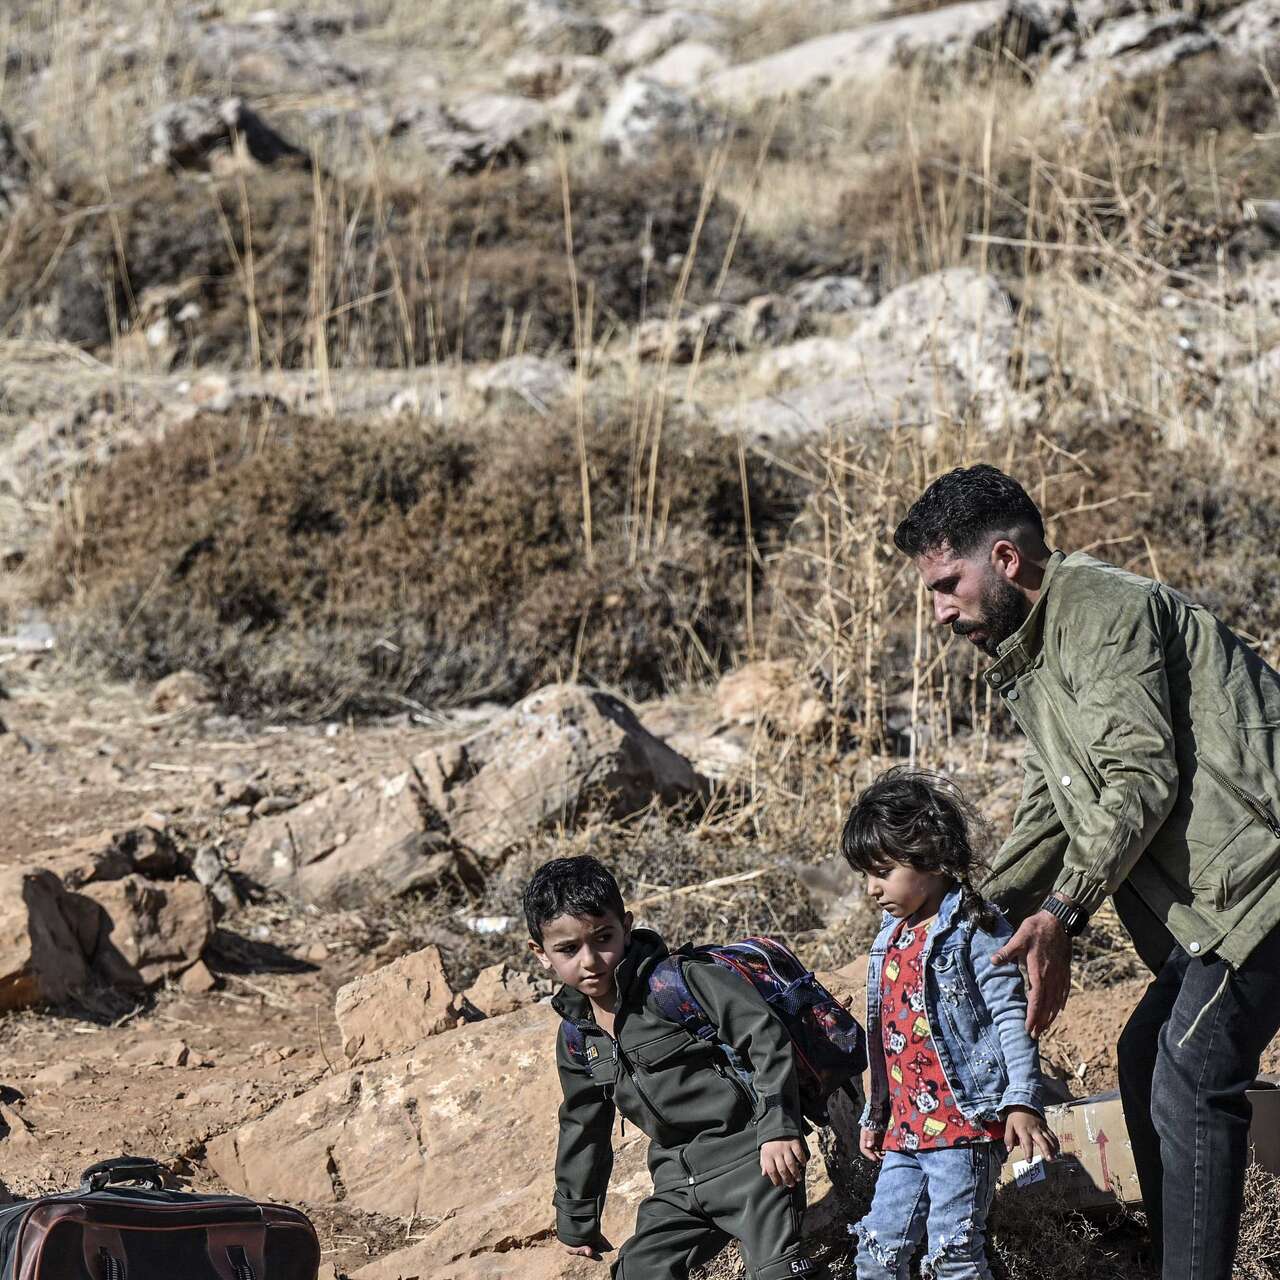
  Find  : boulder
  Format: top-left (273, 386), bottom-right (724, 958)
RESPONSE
top-left (0, 866), bottom-right (92, 1010)
top-left (335, 945), bottom-right (464, 1065)
top-left (412, 684), bottom-right (707, 869)
top-left (147, 96), bottom-right (306, 171)
top-left (448, 93), bottom-right (552, 155)
top-left (789, 275), bottom-right (877, 317)
top-left (608, 11), bottom-right (728, 70)
top-left (644, 40), bottom-right (730, 88)
top-left (394, 97), bottom-right (549, 176)
top-left (463, 962), bottom-right (545, 1018)
top-left (192, 19), bottom-right (366, 93)
top-left (207, 1006), bottom-right (653, 1273)
top-left (521, 1), bottom-right (614, 55)
top-left (706, 1), bottom-right (1006, 106)
top-left (236, 764), bottom-right (459, 904)
top-left (503, 53), bottom-right (614, 101)
top-left (468, 356), bottom-right (572, 411)
top-left (1216, 0), bottom-right (1280, 56)
top-left (635, 304), bottom-right (728, 362)
top-left (149, 669), bottom-right (215, 713)
top-left (44, 825), bottom-right (179, 889)
top-left (729, 294), bottom-right (805, 350)
top-left (599, 77), bottom-right (718, 163)
top-left (716, 660), bottom-right (829, 739)
top-left (79, 876), bottom-right (214, 986)
top-left (240, 685), bottom-right (705, 903)
top-left (719, 268), bottom-right (1030, 442)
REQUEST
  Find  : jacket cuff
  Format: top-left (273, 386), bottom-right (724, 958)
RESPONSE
top-left (1051, 869), bottom-right (1110, 916)
top-left (755, 1094), bottom-right (804, 1146)
top-left (859, 1102), bottom-right (887, 1132)
top-left (998, 1084), bottom-right (1044, 1117)
top-left (553, 1193), bottom-right (604, 1248)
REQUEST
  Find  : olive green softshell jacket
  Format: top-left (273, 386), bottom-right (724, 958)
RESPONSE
top-left (985, 550), bottom-right (1280, 970)
top-left (550, 929), bottom-right (803, 1249)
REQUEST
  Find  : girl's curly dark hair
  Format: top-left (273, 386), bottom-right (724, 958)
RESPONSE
top-left (840, 766), bottom-right (998, 930)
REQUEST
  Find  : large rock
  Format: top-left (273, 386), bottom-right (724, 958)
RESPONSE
top-left (240, 685), bottom-right (706, 902)
top-left (148, 96), bottom-right (305, 171)
top-left (463, 962), bottom-right (545, 1018)
top-left (393, 96), bottom-right (550, 176)
top-left (503, 52), bottom-right (614, 100)
top-left (192, 19), bottom-right (366, 93)
top-left (719, 268), bottom-right (1031, 442)
top-left (609, 11), bottom-right (728, 70)
top-left (521, 1), bottom-right (614, 55)
top-left (78, 876), bottom-right (214, 987)
top-left (707, 1), bottom-right (1007, 106)
top-left (644, 40), bottom-right (730, 88)
top-left (716, 659), bottom-right (829, 739)
top-left (236, 764), bottom-right (456, 904)
top-left (599, 78), bottom-right (718, 162)
top-left (468, 355), bottom-right (572, 411)
top-left (208, 1005), bottom-right (653, 1273)
top-left (0, 867), bottom-right (92, 1010)
top-left (335, 945), bottom-right (464, 1065)
top-left (1216, 0), bottom-right (1280, 55)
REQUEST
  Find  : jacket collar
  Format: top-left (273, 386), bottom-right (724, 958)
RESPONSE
top-left (877, 885), bottom-right (965, 943)
top-left (550, 927), bottom-right (669, 1025)
top-left (983, 549), bottom-right (1065, 690)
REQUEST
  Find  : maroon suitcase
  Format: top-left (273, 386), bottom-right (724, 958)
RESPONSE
top-left (0, 1156), bottom-right (320, 1280)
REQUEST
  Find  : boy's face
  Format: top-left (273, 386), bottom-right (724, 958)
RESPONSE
top-left (864, 863), bottom-right (948, 920)
top-left (530, 910), bottom-right (633, 1000)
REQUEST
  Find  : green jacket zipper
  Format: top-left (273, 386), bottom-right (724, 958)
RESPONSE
top-left (1200, 756), bottom-right (1280, 838)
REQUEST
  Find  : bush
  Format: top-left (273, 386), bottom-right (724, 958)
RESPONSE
top-left (37, 407), bottom-right (805, 715)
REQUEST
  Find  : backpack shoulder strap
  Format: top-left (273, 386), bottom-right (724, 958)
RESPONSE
top-left (648, 952), bottom-right (718, 1041)
top-left (560, 1019), bottom-right (589, 1068)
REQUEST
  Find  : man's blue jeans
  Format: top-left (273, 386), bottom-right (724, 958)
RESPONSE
top-left (852, 1143), bottom-right (1004, 1279)
top-left (1117, 914), bottom-right (1280, 1280)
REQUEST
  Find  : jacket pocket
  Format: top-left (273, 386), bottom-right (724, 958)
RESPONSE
top-left (629, 1029), bottom-right (698, 1069)
top-left (1190, 754), bottom-right (1280, 911)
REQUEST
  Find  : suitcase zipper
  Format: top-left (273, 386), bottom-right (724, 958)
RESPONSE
top-left (227, 1245), bottom-right (256, 1280)
top-left (99, 1248), bottom-right (125, 1280)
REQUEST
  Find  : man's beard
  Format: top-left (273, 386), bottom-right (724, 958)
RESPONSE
top-left (952, 574), bottom-right (1030, 658)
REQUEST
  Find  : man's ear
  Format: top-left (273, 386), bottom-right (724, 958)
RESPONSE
top-left (989, 537), bottom-right (1022, 583)
top-left (529, 939), bottom-right (553, 972)
top-left (622, 911), bottom-right (634, 941)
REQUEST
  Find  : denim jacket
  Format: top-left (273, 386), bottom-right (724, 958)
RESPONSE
top-left (861, 887), bottom-right (1043, 1132)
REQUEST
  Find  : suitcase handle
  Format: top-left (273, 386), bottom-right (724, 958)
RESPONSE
top-left (80, 1157), bottom-right (167, 1192)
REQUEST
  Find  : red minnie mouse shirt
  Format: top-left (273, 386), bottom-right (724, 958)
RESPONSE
top-left (880, 917), bottom-right (1005, 1152)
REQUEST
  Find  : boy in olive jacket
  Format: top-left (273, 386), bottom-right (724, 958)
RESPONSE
top-left (525, 855), bottom-right (822, 1280)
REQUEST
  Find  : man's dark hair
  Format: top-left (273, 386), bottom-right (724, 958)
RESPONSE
top-left (894, 464), bottom-right (1044, 559)
top-left (523, 856), bottom-right (627, 944)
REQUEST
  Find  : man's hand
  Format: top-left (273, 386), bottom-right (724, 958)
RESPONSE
top-left (990, 908), bottom-right (1072, 1036)
top-left (761, 1138), bottom-right (809, 1187)
top-left (859, 1127), bottom-right (885, 1163)
top-left (1003, 1105), bottom-right (1060, 1163)
top-left (563, 1234), bottom-right (614, 1262)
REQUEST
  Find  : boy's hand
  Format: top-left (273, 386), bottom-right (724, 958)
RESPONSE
top-left (563, 1234), bottom-right (613, 1262)
top-left (1003, 1105), bottom-right (1059, 1163)
top-left (760, 1138), bottom-right (809, 1187)
top-left (859, 1127), bottom-right (885, 1163)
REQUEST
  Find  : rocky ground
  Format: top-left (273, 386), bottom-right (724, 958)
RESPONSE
top-left (1, 0), bottom-right (1280, 1276)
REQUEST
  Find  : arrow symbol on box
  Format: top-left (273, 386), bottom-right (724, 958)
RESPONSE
top-left (1096, 1128), bottom-right (1112, 1192)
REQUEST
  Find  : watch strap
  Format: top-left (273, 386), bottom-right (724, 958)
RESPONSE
top-left (1040, 894), bottom-right (1088, 938)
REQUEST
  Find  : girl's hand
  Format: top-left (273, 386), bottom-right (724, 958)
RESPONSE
top-left (1003, 1106), bottom-right (1059, 1163)
top-left (859, 1127), bottom-right (885, 1163)
top-left (761, 1138), bottom-right (809, 1187)
top-left (563, 1234), bottom-right (613, 1261)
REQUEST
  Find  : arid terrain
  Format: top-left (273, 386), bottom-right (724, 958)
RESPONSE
top-left (1, 0), bottom-right (1280, 1276)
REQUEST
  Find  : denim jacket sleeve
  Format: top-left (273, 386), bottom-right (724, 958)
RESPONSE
top-left (969, 913), bottom-right (1045, 1116)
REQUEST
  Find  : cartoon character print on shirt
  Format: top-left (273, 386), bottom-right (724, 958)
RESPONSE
top-left (879, 915), bottom-right (1005, 1153)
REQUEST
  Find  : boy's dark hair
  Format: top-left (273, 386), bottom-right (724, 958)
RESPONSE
top-left (840, 767), bottom-right (997, 929)
top-left (894, 464), bottom-right (1044, 559)
top-left (523, 855), bottom-right (627, 944)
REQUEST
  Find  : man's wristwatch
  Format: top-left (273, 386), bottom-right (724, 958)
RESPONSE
top-left (1039, 894), bottom-right (1089, 938)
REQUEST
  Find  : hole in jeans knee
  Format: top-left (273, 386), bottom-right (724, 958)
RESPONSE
top-left (852, 1222), bottom-right (908, 1274)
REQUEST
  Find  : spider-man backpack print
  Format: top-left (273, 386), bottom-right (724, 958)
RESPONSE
top-left (649, 936), bottom-right (867, 1126)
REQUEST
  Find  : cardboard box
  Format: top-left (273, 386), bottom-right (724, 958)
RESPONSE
top-left (1001, 1080), bottom-right (1280, 1210)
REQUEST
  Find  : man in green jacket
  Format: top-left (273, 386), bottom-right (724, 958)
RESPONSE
top-left (895, 464), bottom-right (1280, 1280)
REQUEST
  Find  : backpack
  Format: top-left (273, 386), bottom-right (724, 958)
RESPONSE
top-left (0, 1156), bottom-right (320, 1280)
top-left (649, 936), bottom-right (867, 1126)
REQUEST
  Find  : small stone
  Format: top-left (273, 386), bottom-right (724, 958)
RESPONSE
top-left (149, 670), bottom-right (214, 713)
top-left (32, 1061), bottom-right (89, 1090)
top-left (180, 960), bottom-right (219, 994)
top-left (142, 811), bottom-right (169, 834)
top-left (252, 794), bottom-right (296, 818)
top-left (0, 1104), bottom-right (34, 1145)
top-left (166, 1041), bottom-right (191, 1068)
top-left (302, 942), bottom-right (329, 964)
top-left (224, 805), bottom-right (253, 827)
